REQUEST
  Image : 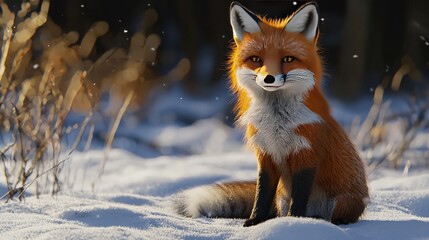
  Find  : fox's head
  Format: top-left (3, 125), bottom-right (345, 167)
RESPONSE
top-left (229, 2), bottom-right (323, 98)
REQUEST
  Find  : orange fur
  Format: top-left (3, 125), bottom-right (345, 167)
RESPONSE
top-left (229, 4), bottom-right (368, 225)
top-left (175, 3), bottom-right (369, 226)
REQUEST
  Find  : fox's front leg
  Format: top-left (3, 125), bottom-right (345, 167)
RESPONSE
top-left (244, 154), bottom-right (280, 227)
top-left (288, 168), bottom-right (316, 217)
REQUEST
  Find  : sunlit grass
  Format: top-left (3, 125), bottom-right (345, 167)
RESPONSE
top-left (0, 0), bottom-right (189, 201)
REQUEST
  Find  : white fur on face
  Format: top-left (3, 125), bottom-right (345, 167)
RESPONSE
top-left (236, 68), bottom-right (321, 164)
top-left (236, 68), bottom-right (316, 97)
top-left (282, 69), bottom-right (316, 95)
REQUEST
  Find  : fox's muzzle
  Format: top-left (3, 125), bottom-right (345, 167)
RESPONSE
top-left (256, 69), bottom-right (315, 92)
top-left (257, 74), bottom-right (286, 91)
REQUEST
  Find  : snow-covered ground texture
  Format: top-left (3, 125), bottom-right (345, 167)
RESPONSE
top-left (1, 88), bottom-right (429, 239)
top-left (1, 146), bottom-right (429, 239)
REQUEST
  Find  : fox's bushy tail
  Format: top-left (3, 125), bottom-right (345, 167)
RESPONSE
top-left (173, 181), bottom-right (257, 219)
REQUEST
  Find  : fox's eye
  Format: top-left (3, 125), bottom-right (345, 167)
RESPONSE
top-left (283, 56), bottom-right (296, 63)
top-left (250, 56), bottom-right (261, 63)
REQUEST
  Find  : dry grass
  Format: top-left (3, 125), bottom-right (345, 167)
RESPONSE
top-left (0, 0), bottom-right (189, 201)
top-left (352, 60), bottom-right (429, 174)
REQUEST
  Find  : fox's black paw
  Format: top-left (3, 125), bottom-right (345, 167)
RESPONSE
top-left (243, 218), bottom-right (264, 227)
top-left (331, 218), bottom-right (351, 225)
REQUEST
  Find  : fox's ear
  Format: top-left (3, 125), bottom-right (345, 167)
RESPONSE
top-left (230, 2), bottom-right (261, 42)
top-left (285, 3), bottom-right (319, 42)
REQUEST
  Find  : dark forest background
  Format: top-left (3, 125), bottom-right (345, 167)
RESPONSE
top-left (6, 0), bottom-right (429, 100)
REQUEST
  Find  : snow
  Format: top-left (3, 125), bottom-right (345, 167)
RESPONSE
top-left (1, 144), bottom-right (429, 239)
top-left (1, 90), bottom-right (429, 239)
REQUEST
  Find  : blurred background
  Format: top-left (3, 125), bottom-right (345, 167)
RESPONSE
top-left (42, 0), bottom-right (429, 98)
top-left (1, 0), bottom-right (429, 198)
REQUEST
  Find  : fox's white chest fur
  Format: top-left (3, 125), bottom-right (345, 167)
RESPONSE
top-left (241, 92), bottom-right (321, 165)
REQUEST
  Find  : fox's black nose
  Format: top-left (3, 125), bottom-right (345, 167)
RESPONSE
top-left (264, 75), bottom-right (275, 84)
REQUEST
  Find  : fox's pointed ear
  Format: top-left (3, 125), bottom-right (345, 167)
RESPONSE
top-left (285, 3), bottom-right (319, 42)
top-left (230, 2), bottom-right (261, 42)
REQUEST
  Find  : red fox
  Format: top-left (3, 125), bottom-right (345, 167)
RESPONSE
top-left (174, 2), bottom-right (369, 226)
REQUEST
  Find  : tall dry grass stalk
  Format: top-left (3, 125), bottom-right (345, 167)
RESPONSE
top-left (352, 59), bottom-right (429, 174)
top-left (0, 1), bottom-right (190, 201)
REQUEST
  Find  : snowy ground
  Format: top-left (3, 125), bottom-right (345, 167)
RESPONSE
top-left (1, 147), bottom-right (429, 240)
top-left (1, 90), bottom-right (429, 239)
